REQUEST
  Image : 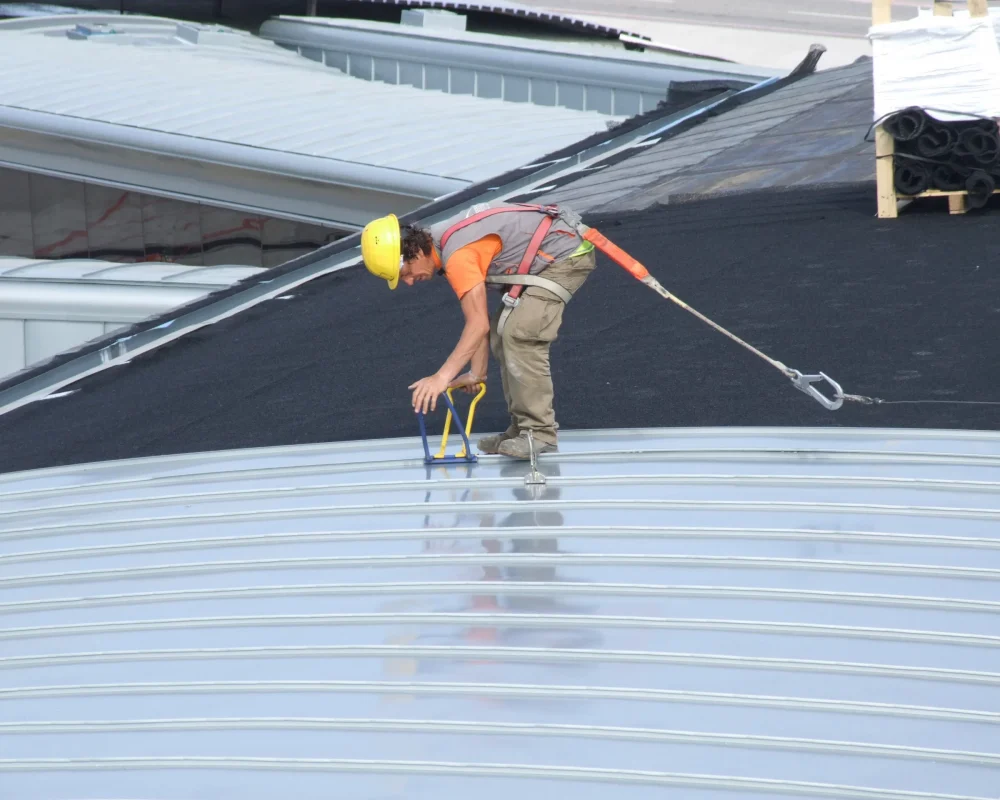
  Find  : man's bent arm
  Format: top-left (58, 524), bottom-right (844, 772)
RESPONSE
top-left (436, 282), bottom-right (490, 383)
top-left (469, 335), bottom-right (489, 381)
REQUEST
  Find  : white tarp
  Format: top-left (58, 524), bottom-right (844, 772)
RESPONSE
top-left (869, 14), bottom-right (1000, 122)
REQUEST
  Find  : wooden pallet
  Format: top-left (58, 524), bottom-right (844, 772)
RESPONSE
top-left (873, 0), bottom-right (991, 217)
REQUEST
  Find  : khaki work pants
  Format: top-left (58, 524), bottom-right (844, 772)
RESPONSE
top-left (489, 249), bottom-right (596, 446)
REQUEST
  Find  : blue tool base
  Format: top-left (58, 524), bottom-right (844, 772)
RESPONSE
top-left (425, 454), bottom-right (478, 465)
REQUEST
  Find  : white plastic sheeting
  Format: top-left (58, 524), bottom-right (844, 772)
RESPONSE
top-left (869, 15), bottom-right (1000, 122)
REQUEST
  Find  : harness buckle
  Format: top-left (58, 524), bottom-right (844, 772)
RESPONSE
top-left (502, 292), bottom-right (520, 309)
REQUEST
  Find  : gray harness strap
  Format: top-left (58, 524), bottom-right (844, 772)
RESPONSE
top-left (486, 274), bottom-right (574, 338)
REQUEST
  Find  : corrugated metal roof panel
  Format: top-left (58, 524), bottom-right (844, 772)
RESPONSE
top-left (0, 14), bottom-right (621, 226)
top-left (0, 24), bottom-right (619, 181)
top-left (1, 427), bottom-right (997, 797)
top-left (260, 15), bottom-right (773, 116)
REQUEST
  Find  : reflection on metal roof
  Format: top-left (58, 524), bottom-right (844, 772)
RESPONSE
top-left (1, 427), bottom-right (997, 798)
top-left (261, 15), bottom-right (772, 117)
top-left (0, 14), bottom-right (621, 228)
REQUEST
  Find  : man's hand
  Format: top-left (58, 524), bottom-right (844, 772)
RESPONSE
top-left (409, 373), bottom-right (450, 414)
top-left (450, 372), bottom-right (484, 395)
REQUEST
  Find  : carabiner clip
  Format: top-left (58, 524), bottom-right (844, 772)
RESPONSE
top-left (788, 369), bottom-right (844, 411)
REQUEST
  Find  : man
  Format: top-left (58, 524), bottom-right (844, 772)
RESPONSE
top-left (360, 203), bottom-right (595, 459)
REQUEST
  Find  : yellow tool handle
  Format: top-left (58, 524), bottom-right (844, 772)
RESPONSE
top-left (435, 382), bottom-right (487, 460)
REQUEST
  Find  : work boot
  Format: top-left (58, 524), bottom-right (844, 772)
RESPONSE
top-left (498, 432), bottom-right (557, 460)
top-left (478, 428), bottom-right (517, 455)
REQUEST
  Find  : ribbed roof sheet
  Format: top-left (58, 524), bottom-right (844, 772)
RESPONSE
top-left (1, 427), bottom-right (997, 798)
top-left (0, 257), bottom-right (262, 288)
top-left (0, 15), bottom-right (621, 189)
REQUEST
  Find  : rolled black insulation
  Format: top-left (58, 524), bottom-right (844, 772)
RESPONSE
top-left (959, 126), bottom-right (1000, 165)
top-left (886, 111), bottom-right (1000, 208)
top-left (916, 124), bottom-right (958, 159)
top-left (884, 107), bottom-right (928, 141)
top-left (894, 160), bottom-right (932, 195)
top-left (932, 163), bottom-right (967, 191)
top-left (965, 170), bottom-right (995, 209)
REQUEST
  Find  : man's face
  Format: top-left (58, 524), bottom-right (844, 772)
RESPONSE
top-left (399, 251), bottom-right (436, 286)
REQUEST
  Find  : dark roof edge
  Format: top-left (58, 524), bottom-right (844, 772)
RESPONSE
top-left (0, 49), bottom-right (823, 412)
top-left (338, 0), bottom-right (649, 42)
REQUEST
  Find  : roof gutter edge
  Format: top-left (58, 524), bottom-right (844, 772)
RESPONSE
top-left (0, 105), bottom-right (464, 200)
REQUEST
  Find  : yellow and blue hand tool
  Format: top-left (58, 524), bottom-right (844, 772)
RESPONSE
top-left (417, 383), bottom-right (486, 464)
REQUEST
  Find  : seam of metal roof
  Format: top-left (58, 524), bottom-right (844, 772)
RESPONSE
top-left (2, 757), bottom-right (991, 799)
top-left (3, 679), bottom-right (995, 721)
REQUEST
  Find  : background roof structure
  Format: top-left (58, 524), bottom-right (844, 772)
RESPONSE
top-left (287, 0), bottom-right (653, 40)
top-left (514, 57), bottom-right (875, 213)
top-left (1, 427), bottom-right (998, 798)
top-left (261, 14), bottom-right (773, 117)
top-left (0, 13), bottom-right (622, 229)
top-left (0, 257), bottom-right (263, 379)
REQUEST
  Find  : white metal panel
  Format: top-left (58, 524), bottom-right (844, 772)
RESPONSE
top-left (0, 257), bottom-right (266, 380)
top-left (0, 15), bottom-right (621, 202)
top-left (0, 258), bottom-right (127, 280)
top-left (0, 281), bottom-right (212, 321)
top-left (0, 317), bottom-right (25, 374)
top-left (23, 318), bottom-right (104, 365)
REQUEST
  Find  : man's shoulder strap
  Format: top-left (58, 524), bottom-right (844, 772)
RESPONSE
top-left (439, 204), bottom-right (559, 251)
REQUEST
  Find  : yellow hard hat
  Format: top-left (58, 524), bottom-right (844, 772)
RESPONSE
top-left (361, 213), bottom-right (401, 290)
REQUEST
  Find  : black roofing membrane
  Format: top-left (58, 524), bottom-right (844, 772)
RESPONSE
top-left (1, 183), bottom-right (998, 475)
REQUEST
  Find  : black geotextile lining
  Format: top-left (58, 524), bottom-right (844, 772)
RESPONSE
top-left (1, 182), bottom-right (998, 475)
top-left (0, 81), bottom-right (748, 399)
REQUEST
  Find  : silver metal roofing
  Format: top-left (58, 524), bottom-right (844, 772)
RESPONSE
top-left (1, 426), bottom-right (997, 797)
top-left (0, 256), bottom-right (263, 380)
top-left (0, 14), bottom-right (622, 229)
top-left (261, 15), bottom-right (775, 117)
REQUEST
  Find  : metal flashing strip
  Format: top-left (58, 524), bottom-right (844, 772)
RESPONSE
top-left (4, 527), bottom-right (997, 568)
top-left (1, 679), bottom-right (996, 724)
top-left (6, 554), bottom-right (996, 590)
top-left (2, 718), bottom-right (996, 766)
top-left (4, 473), bottom-right (1000, 521)
top-left (2, 582), bottom-right (996, 617)
top-left (5, 498), bottom-right (1000, 542)
top-left (3, 448), bottom-right (1000, 502)
top-left (3, 645), bottom-right (999, 685)
top-left (0, 757), bottom-right (991, 799)
top-left (4, 614), bottom-right (997, 649)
